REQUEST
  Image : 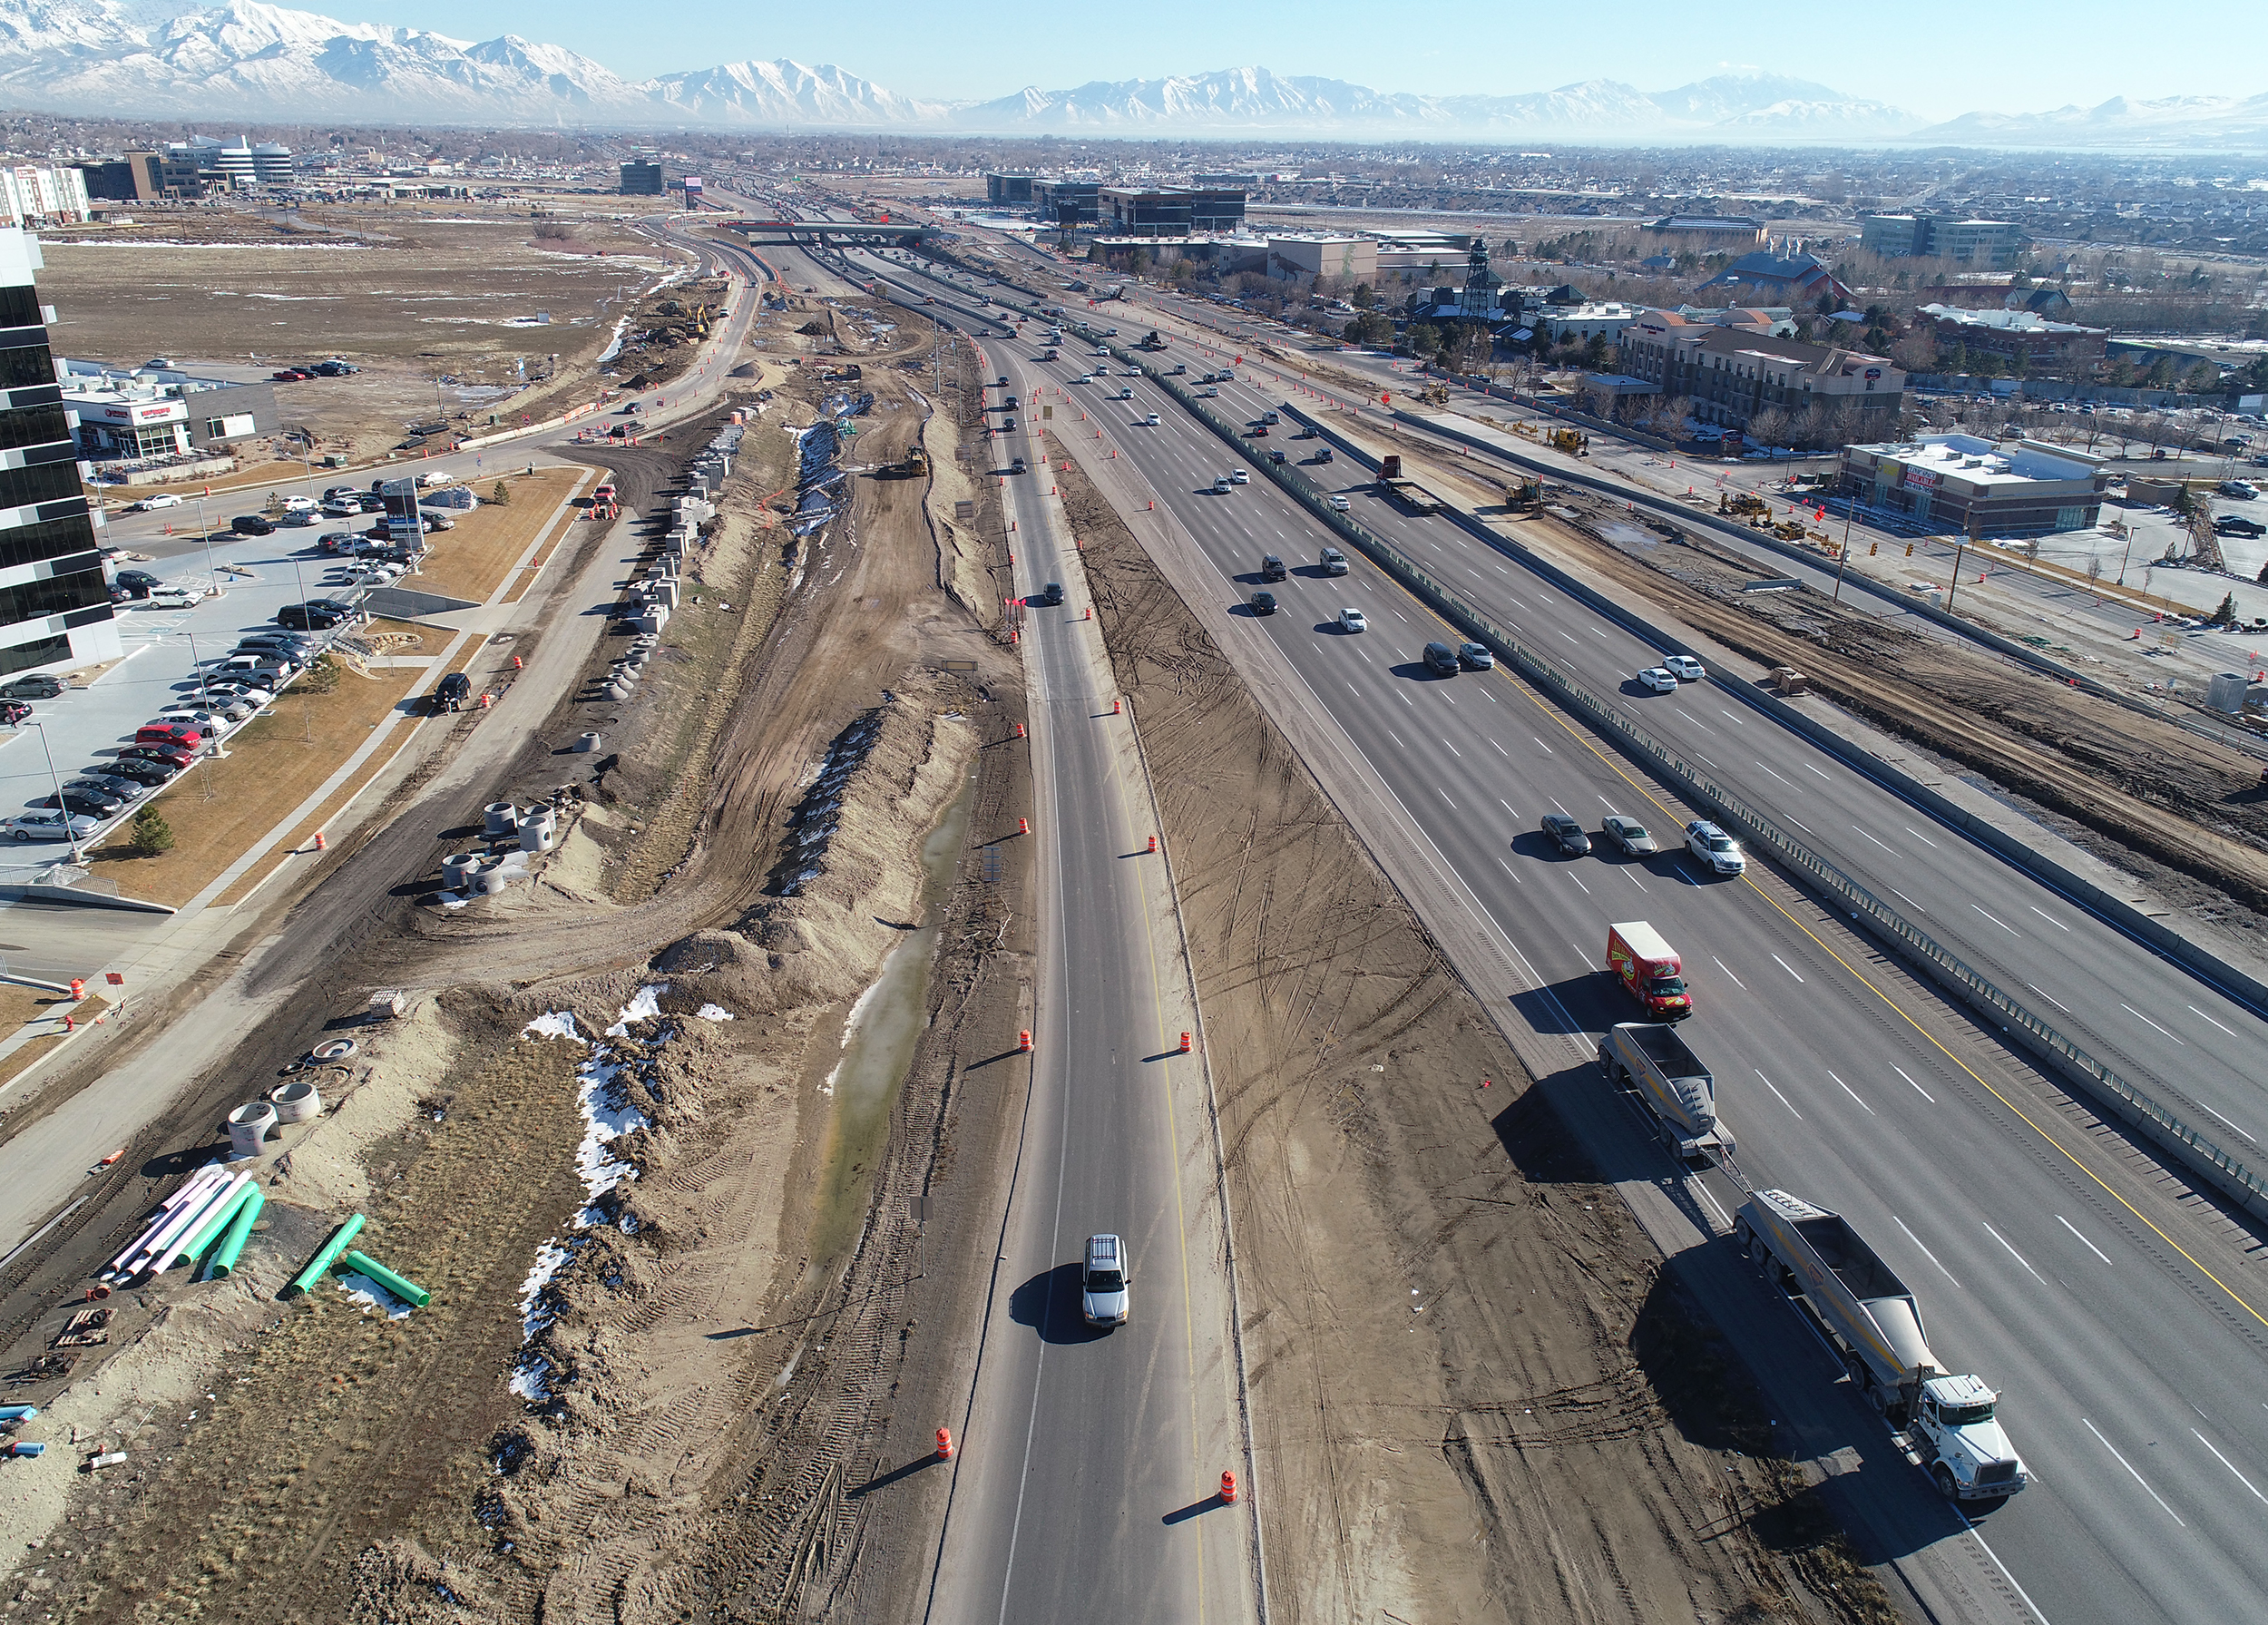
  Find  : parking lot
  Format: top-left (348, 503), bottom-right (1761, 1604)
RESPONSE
top-left (0, 524), bottom-right (415, 881)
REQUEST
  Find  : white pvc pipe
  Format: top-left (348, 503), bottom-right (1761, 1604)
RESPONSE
top-left (148, 1171), bottom-right (253, 1277)
top-left (132, 1171), bottom-right (247, 1279)
top-left (112, 1166), bottom-right (230, 1276)
top-left (103, 1166), bottom-right (229, 1278)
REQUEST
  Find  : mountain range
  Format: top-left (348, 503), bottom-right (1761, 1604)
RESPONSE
top-left (0, 2), bottom-right (2260, 150)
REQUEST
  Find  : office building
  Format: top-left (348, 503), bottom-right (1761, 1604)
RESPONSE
top-left (1860, 214), bottom-right (2021, 269)
top-left (1617, 320), bottom-right (1903, 436)
top-left (0, 230), bottom-right (120, 678)
top-left (1695, 250), bottom-right (1852, 307)
top-left (620, 161), bottom-right (664, 196)
top-left (1838, 434), bottom-right (2107, 535)
top-left (1099, 186), bottom-right (1246, 238)
top-left (1032, 178), bottom-right (1100, 226)
top-left (75, 152), bottom-right (164, 203)
top-left (984, 171), bottom-right (1036, 205)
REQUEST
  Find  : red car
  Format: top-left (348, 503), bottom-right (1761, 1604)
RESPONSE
top-left (271, 368), bottom-right (310, 382)
top-left (136, 722), bottom-right (202, 749)
top-left (120, 744), bottom-right (196, 769)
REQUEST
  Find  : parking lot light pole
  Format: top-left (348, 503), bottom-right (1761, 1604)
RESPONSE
top-left (24, 721), bottom-right (83, 866)
top-left (192, 488), bottom-right (221, 596)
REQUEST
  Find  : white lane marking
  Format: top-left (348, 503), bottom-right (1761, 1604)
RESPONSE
top-left (1442, 694), bottom-right (1457, 708)
top-left (1590, 627), bottom-right (1608, 637)
top-left (1490, 739), bottom-right (1510, 759)
top-left (1718, 710), bottom-right (1744, 726)
top-left (1386, 729), bottom-right (1406, 749)
top-left (1710, 955), bottom-right (1746, 990)
top-left (1755, 761), bottom-right (1798, 788)
top-left (1770, 954), bottom-right (1806, 984)
top-left (1437, 788), bottom-right (1457, 809)
top-left (1970, 904), bottom-right (2019, 935)
top-left (1963, 1528), bottom-right (2056, 1625)
top-left (1557, 631), bottom-right (1579, 644)
top-left (2118, 1003), bottom-right (2185, 1045)
top-left (1826, 1070), bottom-right (1874, 1113)
top-left (1499, 798), bottom-right (1517, 816)
top-left (1982, 1221), bottom-right (2046, 1285)
top-left (2199, 1103), bottom-right (2258, 1144)
top-left (2192, 1431), bottom-right (2268, 1506)
top-left (1853, 825), bottom-right (1896, 854)
top-left (1787, 815), bottom-right (1813, 834)
top-left (1894, 1216), bottom-right (1961, 1288)
top-left (1676, 708), bottom-right (1714, 732)
top-left (1480, 688), bottom-right (1498, 703)
top-left (1903, 826), bottom-right (1941, 848)
top-left (1755, 1071), bottom-right (1802, 1118)
top-left (1442, 738), bottom-right (1461, 757)
top-left (1893, 1064), bottom-right (1936, 1103)
top-left (1624, 870), bottom-right (1648, 892)
top-left (1693, 751), bottom-right (1719, 768)
top-left (1530, 737), bottom-right (1554, 755)
top-left (1399, 691), bottom-right (1413, 708)
top-left (1346, 682), bottom-right (1359, 695)
top-left (2028, 906), bottom-right (2069, 932)
top-left (2083, 1418), bottom-right (2185, 1525)
top-left (1805, 763), bottom-right (1831, 779)
top-left (1569, 876), bottom-right (1590, 895)
top-left (2026, 984), bottom-right (2071, 1013)
top-left (1496, 856), bottom-right (1522, 886)
top-left (2188, 1004), bottom-right (2240, 1039)
top-left (2058, 1215), bottom-right (2113, 1265)
top-left (1675, 865), bottom-right (1702, 887)
top-left (1888, 887), bottom-right (1928, 914)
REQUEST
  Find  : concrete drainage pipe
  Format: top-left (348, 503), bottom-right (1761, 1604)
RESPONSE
top-left (228, 1101), bottom-right (278, 1157)
top-left (484, 802), bottom-right (520, 837)
top-left (310, 1038), bottom-right (357, 1063)
top-left (269, 1079), bottom-right (322, 1122)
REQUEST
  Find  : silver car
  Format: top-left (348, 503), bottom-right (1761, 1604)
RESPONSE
top-left (3, 809), bottom-right (101, 842)
top-left (1081, 1234), bottom-right (1129, 1326)
top-left (1685, 820), bottom-right (1746, 876)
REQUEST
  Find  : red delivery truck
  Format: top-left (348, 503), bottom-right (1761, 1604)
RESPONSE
top-left (1607, 922), bottom-right (1690, 1021)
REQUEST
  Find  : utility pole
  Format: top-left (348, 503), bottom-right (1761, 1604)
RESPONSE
top-left (1833, 488), bottom-right (1857, 604)
top-left (1945, 515), bottom-right (1980, 613)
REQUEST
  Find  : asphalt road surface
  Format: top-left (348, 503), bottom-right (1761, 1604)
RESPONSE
top-left (858, 248), bottom-right (2268, 1625)
top-left (924, 339), bottom-right (1257, 1622)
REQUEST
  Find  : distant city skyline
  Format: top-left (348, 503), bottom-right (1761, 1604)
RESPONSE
top-left (298, 0), bottom-right (2264, 121)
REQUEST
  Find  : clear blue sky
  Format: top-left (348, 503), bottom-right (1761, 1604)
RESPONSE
top-left (311, 1), bottom-right (2264, 120)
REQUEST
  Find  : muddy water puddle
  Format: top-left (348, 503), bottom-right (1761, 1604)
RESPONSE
top-left (809, 766), bottom-right (975, 1260)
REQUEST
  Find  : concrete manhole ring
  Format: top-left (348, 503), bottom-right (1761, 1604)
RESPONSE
top-left (310, 1038), bottom-right (358, 1063)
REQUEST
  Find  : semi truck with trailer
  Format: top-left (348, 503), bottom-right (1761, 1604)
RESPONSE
top-left (1375, 455), bottom-right (1444, 515)
top-left (1606, 922), bottom-right (1690, 1021)
top-left (1598, 1023), bottom-right (1731, 1162)
top-left (1735, 1189), bottom-right (2028, 1501)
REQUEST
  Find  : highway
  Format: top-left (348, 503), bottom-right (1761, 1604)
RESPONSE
top-left (853, 243), bottom-right (2268, 1625)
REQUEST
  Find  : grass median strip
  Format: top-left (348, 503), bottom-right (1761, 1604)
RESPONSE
top-left (409, 467), bottom-right (586, 604)
top-left (0, 985), bottom-right (109, 1091)
top-left (84, 665), bottom-right (419, 909)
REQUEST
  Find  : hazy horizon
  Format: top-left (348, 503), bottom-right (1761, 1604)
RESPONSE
top-left (152, 0), bottom-right (2268, 122)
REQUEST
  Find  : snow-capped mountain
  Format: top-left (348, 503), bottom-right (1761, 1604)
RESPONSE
top-left (0, 3), bottom-right (2253, 149)
top-left (1907, 92), bottom-right (2268, 150)
top-left (645, 59), bottom-right (945, 126)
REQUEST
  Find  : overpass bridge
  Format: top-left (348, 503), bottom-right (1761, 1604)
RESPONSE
top-left (719, 219), bottom-right (939, 244)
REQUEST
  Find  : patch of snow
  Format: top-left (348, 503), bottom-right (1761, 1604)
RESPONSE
top-left (337, 1271), bottom-right (415, 1319)
top-left (522, 1010), bottom-right (583, 1043)
top-left (697, 1003), bottom-right (735, 1022)
top-left (604, 983), bottom-right (667, 1036)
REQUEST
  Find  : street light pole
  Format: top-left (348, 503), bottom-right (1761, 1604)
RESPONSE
top-left (25, 721), bottom-right (82, 866)
top-left (1833, 492), bottom-right (1857, 604)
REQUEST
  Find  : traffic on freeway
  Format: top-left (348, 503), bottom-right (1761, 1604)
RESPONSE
top-left (858, 241), bottom-right (2268, 1625)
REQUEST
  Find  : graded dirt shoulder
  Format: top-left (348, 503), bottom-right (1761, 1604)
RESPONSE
top-left (1050, 433), bottom-right (1892, 1623)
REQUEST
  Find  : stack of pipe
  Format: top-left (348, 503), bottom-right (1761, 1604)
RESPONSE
top-left (102, 1168), bottom-right (245, 1284)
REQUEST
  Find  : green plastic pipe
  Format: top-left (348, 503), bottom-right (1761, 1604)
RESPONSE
top-left (179, 1181), bottom-right (256, 1267)
top-left (337, 1248), bottom-right (431, 1309)
top-left (208, 1187), bottom-right (265, 1278)
top-left (285, 1213), bottom-right (366, 1299)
